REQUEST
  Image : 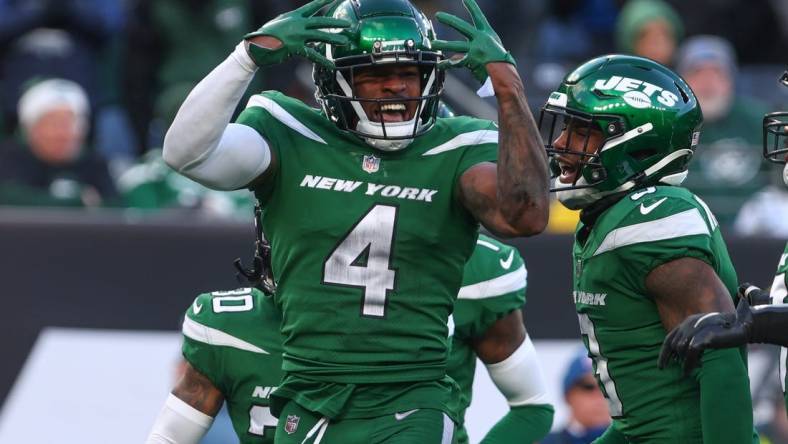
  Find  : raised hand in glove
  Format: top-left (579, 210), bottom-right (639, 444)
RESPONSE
top-left (658, 298), bottom-right (754, 375)
top-left (430, 0), bottom-right (516, 82)
top-left (244, 0), bottom-right (350, 69)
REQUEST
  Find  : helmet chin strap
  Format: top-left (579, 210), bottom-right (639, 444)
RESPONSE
top-left (555, 177), bottom-right (607, 210)
top-left (334, 65), bottom-right (436, 152)
top-left (556, 149), bottom-right (694, 210)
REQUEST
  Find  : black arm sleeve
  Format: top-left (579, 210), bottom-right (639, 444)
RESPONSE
top-left (750, 305), bottom-right (788, 346)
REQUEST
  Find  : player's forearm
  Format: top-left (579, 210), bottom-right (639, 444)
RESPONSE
top-left (145, 394), bottom-right (215, 444)
top-left (488, 63), bottom-right (549, 235)
top-left (749, 304), bottom-right (788, 346)
top-left (696, 348), bottom-right (755, 443)
top-left (479, 404), bottom-right (553, 444)
top-left (162, 42), bottom-right (257, 176)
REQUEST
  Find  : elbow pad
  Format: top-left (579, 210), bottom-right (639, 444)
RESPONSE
top-left (485, 335), bottom-right (550, 406)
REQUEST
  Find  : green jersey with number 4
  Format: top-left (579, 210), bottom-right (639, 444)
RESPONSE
top-left (236, 91), bottom-right (496, 387)
top-left (572, 186), bottom-right (742, 442)
top-left (182, 288), bottom-right (284, 444)
top-left (448, 234), bottom-right (527, 444)
top-left (769, 243), bottom-right (788, 413)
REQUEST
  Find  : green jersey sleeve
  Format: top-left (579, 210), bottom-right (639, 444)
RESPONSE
top-left (182, 291), bottom-right (228, 392)
top-left (235, 91), bottom-right (325, 150)
top-left (452, 119), bottom-right (499, 177)
top-left (590, 187), bottom-right (732, 295)
top-left (454, 234), bottom-right (526, 340)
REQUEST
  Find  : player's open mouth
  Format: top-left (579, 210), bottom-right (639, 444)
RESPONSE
top-left (557, 158), bottom-right (580, 184)
top-left (375, 103), bottom-right (410, 123)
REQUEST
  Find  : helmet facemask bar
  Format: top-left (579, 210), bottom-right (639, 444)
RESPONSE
top-left (540, 105), bottom-right (611, 192)
top-left (763, 112), bottom-right (788, 164)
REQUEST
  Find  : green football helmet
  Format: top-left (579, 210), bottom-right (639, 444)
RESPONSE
top-left (313, 0), bottom-right (444, 151)
top-left (762, 71), bottom-right (788, 185)
top-left (540, 54), bottom-right (702, 209)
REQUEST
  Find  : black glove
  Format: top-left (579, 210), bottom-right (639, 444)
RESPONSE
top-left (738, 282), bottom-right (772, 306)
top-left (658, 298), bottom-right (753, 375)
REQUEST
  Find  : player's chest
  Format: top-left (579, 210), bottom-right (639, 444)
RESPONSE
top-left (281, 147), bottom-right (454, 202)
top-left (274, 148), bottom-right (462, 240)
top-left (572, 248), bottom-right (653, 323)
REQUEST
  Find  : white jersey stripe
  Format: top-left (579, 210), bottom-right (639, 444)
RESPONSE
top-left (182, 316), bottom-right (269, 354)
top-left (458, 265), bottom-right (527, 300)
top-left (246, 95), bottom-right (326, 144)
top-left (422, 130), bottom-right (498, 156)
top-left (771, 273), bottom-right (787, 305)
top-left (593, 208), bottom-right (709, 257)
top-left (476, 238), bottom-right (500, 251)
top-left (770, 269), bottom-right (788, 394)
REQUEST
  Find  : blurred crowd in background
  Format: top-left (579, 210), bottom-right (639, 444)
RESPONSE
top-left (0, 0), bottom-right (786, 236)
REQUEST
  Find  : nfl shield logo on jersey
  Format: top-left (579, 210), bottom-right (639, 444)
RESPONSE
top-left (285, 415), bottom-right (300, 434)
top-left (362, 154), bottom-right (380, 173)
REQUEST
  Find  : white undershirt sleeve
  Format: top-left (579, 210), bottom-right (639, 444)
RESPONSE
top-left (485, 335), bottom-right (550, 406)
top-left (162, 42), bottom-right (272, 190)
top-left (145, 393), bottom-right (215, 444)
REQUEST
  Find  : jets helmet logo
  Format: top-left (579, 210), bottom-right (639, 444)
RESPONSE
top-left (593, 76), bottom-right (679, 108)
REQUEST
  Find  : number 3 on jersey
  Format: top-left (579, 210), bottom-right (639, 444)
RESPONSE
top-left (323, 204), bottom-right (398, 318)
top-left (578, 313), bottom-right (624, 417)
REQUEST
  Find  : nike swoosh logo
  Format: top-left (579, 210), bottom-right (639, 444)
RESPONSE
top-left (193, 301), bottom-right (204, 314)
top-left (394, 409), bottom-right (419, 421)
top-left (639, 197), bottom-right (667, 215)
top-left (499, 251), bottom-right (514, 270)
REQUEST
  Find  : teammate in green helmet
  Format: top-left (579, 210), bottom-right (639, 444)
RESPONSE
top-left (159, 0), bottom-right (549, 439)
top-left (449, 234), bottom-right (553, 444)
top-left (541, 54), bottom-right (757, 443)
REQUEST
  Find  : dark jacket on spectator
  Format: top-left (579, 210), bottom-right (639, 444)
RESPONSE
top-left (0, 138), bottom-right (118, 207)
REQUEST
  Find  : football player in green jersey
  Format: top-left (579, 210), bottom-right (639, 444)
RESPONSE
top-left (146, 287), bottom-right (284, 444)
top-left (541, 54), bottom-right (757, 443)
top-left (659, 70), bottom-right (788, 414)
top-left (145, 235), bottom-right (553, 444)
top-left (449, 234), bottom-right (554, 444)
top-left (160, 0), bottom-right (549, 441)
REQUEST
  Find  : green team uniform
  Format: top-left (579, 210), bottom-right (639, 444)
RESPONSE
top-left (447, 234), bottom-right (526, 444)
top-left (179, 234), bottom-right (522, 443)
top-left (769, 244), bottom-right (788, 414)
top-left (181, 288), bottom-right (284, 444)
top-left (235, 91), bottom-right (497, 422)
top-left (572, 186), bottom-right (751, 442)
